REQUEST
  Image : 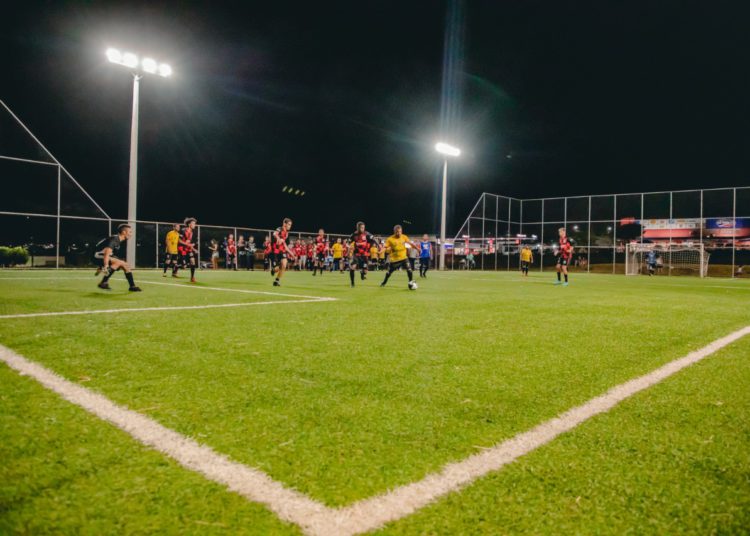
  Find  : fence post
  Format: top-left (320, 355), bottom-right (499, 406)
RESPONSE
top-left (587, 196), bottom-right (591, 273)
top-left (540, 199), bottom-right (545, 272)
top-left (155, 223), bottom-right (159, 269)
top-left (732, 188), bottom-right (737, 278)
top-left (494, 195), bottom-right (499, 270)
top-left (197, 226), bottom-right (201, 269)
top-left (56, 165), bottom-right (61, 269)
top-left (612, 195), bottom-right (617, 274)
top-left (481, 195), bottom-right (485, 270)
top-left (507, 197), bottom-right (511, 272)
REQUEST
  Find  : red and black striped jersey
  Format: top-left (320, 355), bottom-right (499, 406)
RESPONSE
top-left (315, 236), bottom-right (327, 254)
top-left (179, 228), bottom-right (195, 253)
top-left (273, 227), bottom-right (290, 254)
top-left (349, 231), bottom-right (376, 256)
top-left (559, 237), bottom-right (573, 259)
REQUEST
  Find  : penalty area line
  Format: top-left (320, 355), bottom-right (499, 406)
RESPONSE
top-left (0, 343), bottom-right (333, 528)
top-left (0, 298), bottom-right (333, 320)
top-left (1, 315), bottom-right (746, 535)
top-left (317, 324), bottom-right (750, 536)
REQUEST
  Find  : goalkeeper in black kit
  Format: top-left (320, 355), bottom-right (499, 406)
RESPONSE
top-left (93, 224), bottom-right (142, 291)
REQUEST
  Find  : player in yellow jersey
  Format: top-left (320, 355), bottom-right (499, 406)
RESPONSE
top-left (519, 244), bottom-right (533, 277)
top-left (163, 223), bottom-right (181, 277)
top-left (380, 225), bottom-right (419, 288)
top-left (370, 243), bottom-right (379, 270)
top-left (331, 238), bottom-right (344, 272)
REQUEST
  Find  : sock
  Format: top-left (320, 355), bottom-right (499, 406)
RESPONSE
top-left (407, 270), bottom-right (414, 282)
top-left (163, 263), bottom-right (168, 274)
top-left (557, 271), bottom-right (561, 281)
top-left (564, 273), bottom-right (568, 282)
top-left (190, 266), bottom-right (196, 279)
top-left (102, 266), bottom-right (114, 282)
top-left (349, 270), bottom-right (355, 285)
top-left (173, 265), bottom-right (178, 275)
top-left (125, 272), bottom-right (135, 287)
top-left (382, 271), bottom-right (392, 285)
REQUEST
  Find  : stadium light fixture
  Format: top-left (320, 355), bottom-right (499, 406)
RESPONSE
top-left (106, 47), bottom-right (173, 266)
top-left (435, 141), bottom-right (462, 270)
top-left (435, 142), bottom-right (461, 157)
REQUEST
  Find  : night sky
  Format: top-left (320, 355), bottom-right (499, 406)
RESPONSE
top-left (3, 1), bottom-right (750, 235)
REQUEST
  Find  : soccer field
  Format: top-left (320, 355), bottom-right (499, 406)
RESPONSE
top-left (1, 269), bottom-right (749, 535)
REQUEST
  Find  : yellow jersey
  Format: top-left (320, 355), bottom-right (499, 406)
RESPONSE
top-left (385, 234), bottom-right (411, 262)
top-left (332, 243), bottom-right (343, 259)
top-left (165, 230), bottom-right (180, 254)
top-left (520, 248), bottom-right (532, 262)
top-left (370, 245), bottom-right (378, 259)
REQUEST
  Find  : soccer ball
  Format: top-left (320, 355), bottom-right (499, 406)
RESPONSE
top-left (408, 280), bottom-right (418, 290)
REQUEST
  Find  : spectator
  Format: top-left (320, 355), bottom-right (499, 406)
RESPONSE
top-left (226, 234), bottom-right (237, 270)
top-left (246, 236), bottom-right (256, 270)
top-left (209, 239), bottom-right (219, 270)
top-left (237, 235), bottom-right (246, 269)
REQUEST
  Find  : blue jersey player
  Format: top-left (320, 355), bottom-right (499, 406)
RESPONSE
top-left (419, 234), bottom-right (432, 278)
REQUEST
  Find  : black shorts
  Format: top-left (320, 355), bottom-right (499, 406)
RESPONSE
top-left (521, 261), bottom-right (530, 270)
top-left (270, 252), bottom-right (288, 264)
top-left (388, 259), bottom-right (409, 271)
top-left (181, 251), bottom-right (196, 264)
top-left (351, 255), bottom-right (369, 268)
top-left (165, 252), bottom-right (179, 263)
top-left (556, 256), bottom-right (569, 267)
top-left (316, 252), bottom-right (325, 262)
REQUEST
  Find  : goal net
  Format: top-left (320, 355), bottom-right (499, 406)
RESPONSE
top-left (625, 243), bottom-right (710, 277)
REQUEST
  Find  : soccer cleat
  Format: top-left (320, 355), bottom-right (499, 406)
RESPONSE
top-left (129, 286), bottom-right (142, 292)
top-left (553, 281), bottom-right (562, 285)
top-left (94, 267), bottom-right (102, 276)
top-left (380, 282), bottom-right (386, 287)
top-left (273, 280), bottom-right (281, 287)
top-left (97, 281), bottom-right (110, 290)
top-left (563, 282), bottom-right (569, 287)
top-left (163, 273), bottom-right (167, 277)
top-left (172, 274), bottom-right (180, 278)
top-left (190, 278), bottom-right (197, 283)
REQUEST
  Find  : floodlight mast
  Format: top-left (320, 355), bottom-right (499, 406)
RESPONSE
top-left (435, 142), bottom-right (461, 270)
top-left (106, 48), bottom-right (171, 266)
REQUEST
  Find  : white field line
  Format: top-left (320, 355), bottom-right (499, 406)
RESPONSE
top-left (1, 326), bottom-right (748, 535)
top-left (0, 344), bottom-right (333, 528)
top-left (0, 299), bottom-right (329, 320)
top-left (321, 324), bottom-right (750, 536)
top-left (0, 276), bottom-right (93, 280)
top-left (139, 279), bottom-right (333, 301)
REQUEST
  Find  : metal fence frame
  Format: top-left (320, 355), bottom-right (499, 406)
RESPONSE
top-left (453, 187), bottom-right (748, 277)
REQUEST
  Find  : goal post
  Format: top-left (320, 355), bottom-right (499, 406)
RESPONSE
top-left (625, 243), bottom-right (710, 277)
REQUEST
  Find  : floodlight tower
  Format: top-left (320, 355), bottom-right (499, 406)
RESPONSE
top-left (435, 142), bottom-right (461, 270)
top-left (106, 48), bottom-right (172, 267)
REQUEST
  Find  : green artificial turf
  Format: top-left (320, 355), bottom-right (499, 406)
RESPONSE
top-left (1, 269), bottom-right (748, 533)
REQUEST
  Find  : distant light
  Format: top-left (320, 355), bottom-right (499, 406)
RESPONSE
top-left (506, 154), bottom-right (512, 159)
top-left (573, 225), bottom-right (580, 231)
top-left (158, 63), bottom-right (172, 77)
top-left (142, 58), bottom-right (158, 73)
top-left (122, 52), bottom-right (139, 68)
top-left (106, 48), bottom-right (122, 63)
top-left (282, 186), bottom-right (287, 192)
top-left (300, 191), bottom-right (306, 196)
top-left (607, 226), bottom-right (613, 232)
top-left (295, 189), bottom-right (301, 195)
top-left (435, 142), bottom-right (461, 157)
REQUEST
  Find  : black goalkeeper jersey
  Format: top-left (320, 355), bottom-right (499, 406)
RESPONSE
top-left (95, 234), bottom-right (122, 255)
